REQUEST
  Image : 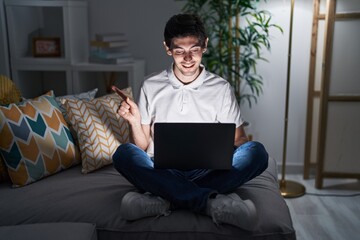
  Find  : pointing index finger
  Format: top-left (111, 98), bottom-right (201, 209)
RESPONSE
top-left (111, 85), bottom-right (129, 101)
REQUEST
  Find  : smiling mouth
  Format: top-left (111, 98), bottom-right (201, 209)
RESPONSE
top-left (182, 63), bottom-right (195, 69)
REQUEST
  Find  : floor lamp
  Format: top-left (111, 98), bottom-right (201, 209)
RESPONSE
top-left (279, 0), bottom-right (306, 198)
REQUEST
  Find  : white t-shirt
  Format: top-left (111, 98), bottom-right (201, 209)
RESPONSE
top-left (138, 64), bottom-right (244, 156)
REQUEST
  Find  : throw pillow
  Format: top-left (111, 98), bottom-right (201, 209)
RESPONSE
top-left (0, 91), bottom-right (80, 187)
top-left (0, 75), bottom-right (22, 183)
top-left (0, 75), bottom-right (21, 105)
top-left (55, 88), bottom-right (98, 124)
top-left (65, 88), bottom-right (132, 173)
top-left (0, 160), bottom-right (8, 183)
top-left (56, 88), bottom-right (99, 144)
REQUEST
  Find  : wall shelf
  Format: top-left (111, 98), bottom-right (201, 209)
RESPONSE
top-left (4, 0), bottom-right (144, 99)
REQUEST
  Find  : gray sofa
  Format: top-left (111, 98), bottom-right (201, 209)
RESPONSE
top-left (0, 157), bottom-right (296, 240)
top-left (0, 222), bottom-right (98, 240)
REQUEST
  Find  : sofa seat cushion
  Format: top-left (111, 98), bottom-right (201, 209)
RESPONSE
top-left (0, 157), bottom-right (295, 240)
top-left (0, 222), bottom-right (97, 240)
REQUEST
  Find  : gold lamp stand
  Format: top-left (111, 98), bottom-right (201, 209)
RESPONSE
top-left (280, 0), bottom-right (306, 198)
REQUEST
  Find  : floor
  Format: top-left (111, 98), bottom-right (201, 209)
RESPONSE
top-left (282, 174), bottom-right (360, 240)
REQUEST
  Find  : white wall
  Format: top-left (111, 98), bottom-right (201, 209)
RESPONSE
top-left (87, 0), bottom-right (314, 170)
top-left (242, 0), bottom-right (314, 171)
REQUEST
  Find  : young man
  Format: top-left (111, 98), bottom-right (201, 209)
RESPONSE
top-left (113, 14), bottom-right (268, 230)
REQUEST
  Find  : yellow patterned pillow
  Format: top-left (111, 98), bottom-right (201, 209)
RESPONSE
top-left (0, 91), bottom-right (80, 187)
top-left (65, 89), bottom-right (131, 173)
top-left (0, 75), bottom-right (21, 105)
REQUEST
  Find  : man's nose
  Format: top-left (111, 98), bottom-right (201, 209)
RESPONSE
top-left (184, 52), bottom-right (192, 61)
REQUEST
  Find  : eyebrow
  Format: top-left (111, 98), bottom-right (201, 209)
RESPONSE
top-left (172, 44), bottom-right (202, 50)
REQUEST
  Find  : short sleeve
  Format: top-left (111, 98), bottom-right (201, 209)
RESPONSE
top-left (137, 87), bottom-right (151, 125)
top-left (217, 84), bottom-right (244, 127)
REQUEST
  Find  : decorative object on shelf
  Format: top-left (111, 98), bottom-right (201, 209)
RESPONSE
top-left (89, 32), bottom-right (133, 64)
top-left (32, 37), bottom-right (61, 57)
top-left (182, 0), bottom-right (282, 107)
top-left (279, 0), bottom-right (305, 198)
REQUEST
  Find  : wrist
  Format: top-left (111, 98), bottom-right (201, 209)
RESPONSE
top-left (129, 120), bottom-right (142, 129)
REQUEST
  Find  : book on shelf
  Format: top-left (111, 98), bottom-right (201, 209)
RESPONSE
top-left (95, 32), bottom-right (126, 42)
top-left (90, 40), bottom-right (129, 48)
top-left (90, 49), bottom-right (132, 59)
top-left (89, 45), bottom-right (131, 60)
top-left (89, 55), bottom-right (134, 64)
top-left (89, 33), bottom-right (133, 64)
top-left (90, 46), bottom-right (129, 53)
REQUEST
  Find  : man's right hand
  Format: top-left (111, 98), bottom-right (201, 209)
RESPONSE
top-left (117, 98), bottom-right (151, 151)
top-left (117, 97), bottom-right (141, 126)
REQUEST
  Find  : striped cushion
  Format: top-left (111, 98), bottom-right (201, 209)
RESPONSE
top-left (56, 88), bottom-right (99, 144)
top-left (0, 91), bottom-right (80, 187)
top-left (55, 88), bottom-right (98, 124)
top-left (65, 89), bottom-right (131, 173)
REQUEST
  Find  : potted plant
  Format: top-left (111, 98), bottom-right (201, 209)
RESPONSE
top-left (182, 0), bottom-right (282, 107)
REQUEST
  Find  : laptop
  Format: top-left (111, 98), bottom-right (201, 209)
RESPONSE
top-left (154, 122), bottom-right (235, 170)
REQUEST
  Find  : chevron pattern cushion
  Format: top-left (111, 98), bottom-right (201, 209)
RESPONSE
top-left (55, 88), bottom-right (99, 145)
top-left (65, 88), bottom-right (131, 173)
top-left (0, 91), bottom-right (80, 187)
top-left (55, 88), bottom-right (98, 124)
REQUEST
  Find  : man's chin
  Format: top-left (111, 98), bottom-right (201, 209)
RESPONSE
top-left (181, 71), bottom-right (197, 77)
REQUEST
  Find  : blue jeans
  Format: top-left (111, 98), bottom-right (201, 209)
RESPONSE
top-left (113, 141), bottom-right (268, 213)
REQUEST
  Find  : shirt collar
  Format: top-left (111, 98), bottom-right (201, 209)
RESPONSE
top-left (167, 63), bottom-right (206, 90)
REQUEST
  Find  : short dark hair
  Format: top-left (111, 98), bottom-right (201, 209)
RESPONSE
top-left (164, 14), bottom-right (208, 50)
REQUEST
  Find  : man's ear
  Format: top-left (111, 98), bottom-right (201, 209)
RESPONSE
top-left (204, 37), bottom-right (209, 51)
top-left (163, 41), bottom-right (172, 56)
